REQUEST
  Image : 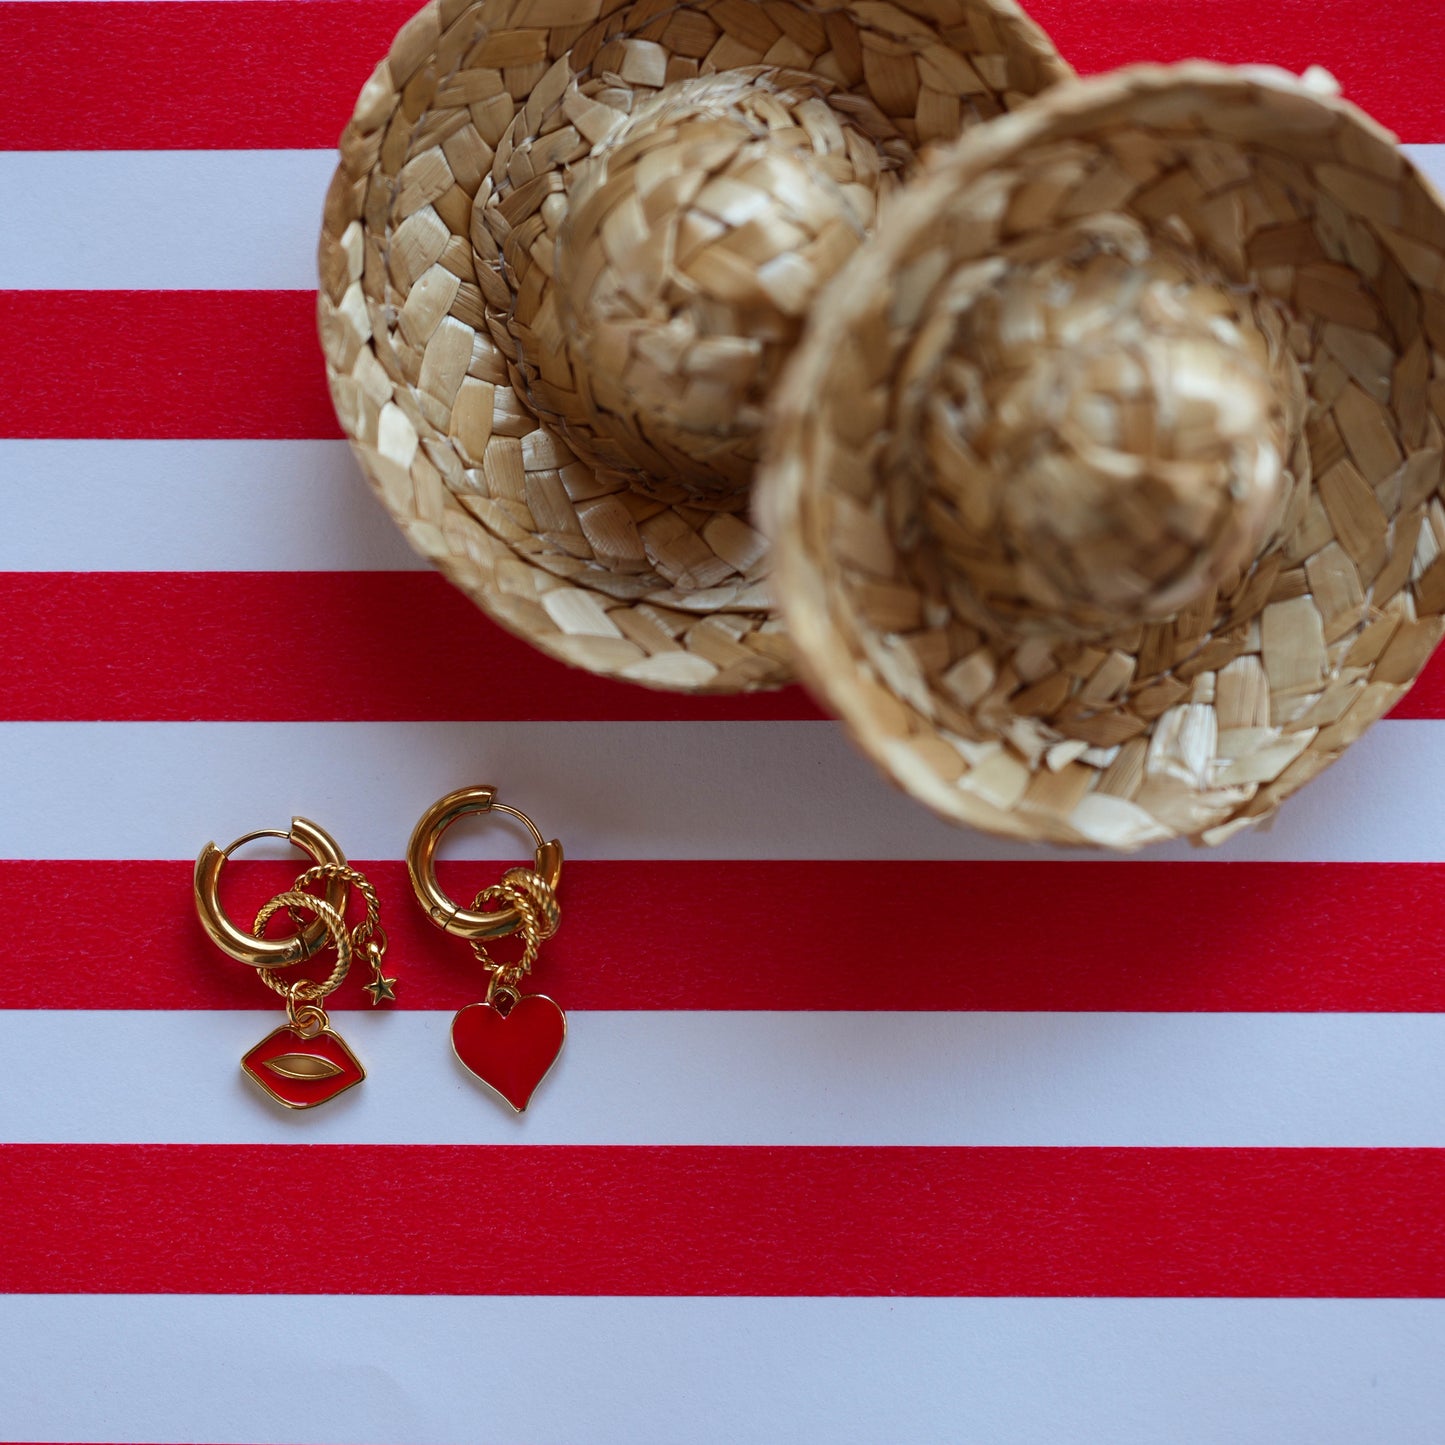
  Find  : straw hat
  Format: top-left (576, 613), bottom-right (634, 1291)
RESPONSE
top-left (762, 64), bottom-right (1445, 847)
top-left (318, 0), bottom-right (1068, 693)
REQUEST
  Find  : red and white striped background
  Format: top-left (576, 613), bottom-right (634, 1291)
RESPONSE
top-left (3, 2), bottom-right (1445, 1441)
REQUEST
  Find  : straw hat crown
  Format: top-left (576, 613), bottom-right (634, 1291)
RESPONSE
top-left (504, 66), bottom-right (911, 509)
top-left (893, 212), bottom-right (1310, 636)
top-left (764, 64), bottom-right (1445, 848)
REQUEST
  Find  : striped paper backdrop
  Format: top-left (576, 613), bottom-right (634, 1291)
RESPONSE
top-left (3, 2), bottom-right (1445, 1441)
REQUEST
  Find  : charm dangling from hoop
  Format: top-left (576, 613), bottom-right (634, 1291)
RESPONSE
top-left (193, 820), bottom-right (397, 1109)
top-left (407, 786), bottom-right (566, 1113)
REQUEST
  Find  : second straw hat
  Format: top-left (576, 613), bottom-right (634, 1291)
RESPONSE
top-left (764, 64), bottom-right (1445, 848)
top-left (318, 0), bottom-right (1068, 694)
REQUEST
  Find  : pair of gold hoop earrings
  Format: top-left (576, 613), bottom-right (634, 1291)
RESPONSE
top-left (193, 785), bottom-right (565, 1114)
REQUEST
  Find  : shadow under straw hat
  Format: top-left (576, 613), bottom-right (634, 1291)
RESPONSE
top-left (762, 63), bottom-right (1445, 847)
top-left (318, 0), bottom-right (1069, 694)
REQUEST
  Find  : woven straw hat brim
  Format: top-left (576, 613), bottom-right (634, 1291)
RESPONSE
top-left (762, 63), bottom-right (1445, 847)
top-left (318, 0), bottom-right (1069, 694)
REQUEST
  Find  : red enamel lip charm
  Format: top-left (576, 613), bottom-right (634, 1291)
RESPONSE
top-left (242, 1024), bottom-right (365, 1109)
top-left (452, 994), bottom-right (566, 1113)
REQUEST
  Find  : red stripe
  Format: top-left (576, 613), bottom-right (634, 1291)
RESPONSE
top-left (1386, 650), bottom-right (1445, 718)
top-left (0, 573), bottom-right (821, 721)
top-left (0, 1), bottom-right (413, 150)
top-left (1, 571), bottom-right (1440, 720)
top-left (8, 859), bottom-right (1445, 1012)
top-left (0, 292), bottom-right (333, 440)
top-left (2, 1), bottom-right (1441, 149)
top-left (1027, 0), bottom-right (1445, 140)
top-left (2, 1144), bottom-right (1439, 1296)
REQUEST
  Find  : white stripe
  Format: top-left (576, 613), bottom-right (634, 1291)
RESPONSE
top-left (1408, 142), bottom-right (1444, 192)
top-left (0, 440), bottom-right (421, 571)
top-left (5, 1295), bottom-right (1442, 1443)
top-left (3, 145), bottom-right (1441, 289)
top-left (0, 150), bottom-right (334, 290)
top-left (0, 718), bottom-right (1441, 861)
top-left (3, 1009), bottom-right (1444, 1146)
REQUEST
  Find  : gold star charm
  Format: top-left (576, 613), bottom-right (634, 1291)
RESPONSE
top-left (361, 936), bottom-right (397, 1005)
top-left (365, 970), bottom-right (398, 1005)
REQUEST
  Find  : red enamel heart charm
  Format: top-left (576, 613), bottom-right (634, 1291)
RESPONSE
top-left (242, 1024), bottom-right (365, 1109)
top-left (451, 994), bottom-right (567, 1112)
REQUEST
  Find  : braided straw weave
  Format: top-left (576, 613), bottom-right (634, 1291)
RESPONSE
top-left (762, 64), bottom-right (1445, 848)
top-left (318, 0), bottom-right (1068, 694)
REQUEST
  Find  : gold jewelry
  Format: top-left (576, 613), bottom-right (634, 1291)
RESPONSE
top-left (497, 865), bottom-right (561, 938)
top-left (193, 818), bottom-right (348, 969)
top-left (259, 862), bottom-right (396, 1007)
top-left (407, 786), bottom-right (562, 939)
top-left (193, 820), bottom-right (396, 1109)
top-left (467, 881), bottom-right (544, 978)
top-left (407, 785), bottom-right (566, 1113)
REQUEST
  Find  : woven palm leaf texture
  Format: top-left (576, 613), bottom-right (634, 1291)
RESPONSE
top-left (762, 64), bottom-right (1445, 847)
top-left (318, 0), bottom-right (1069, 693)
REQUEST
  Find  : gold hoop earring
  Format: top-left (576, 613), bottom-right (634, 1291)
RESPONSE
top-left (194, 818), bottom-right (348, 969)
top-left (407, 785), bottom-right (565, 1113)
top-left (193, 820), bottom-right (397, 1109)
